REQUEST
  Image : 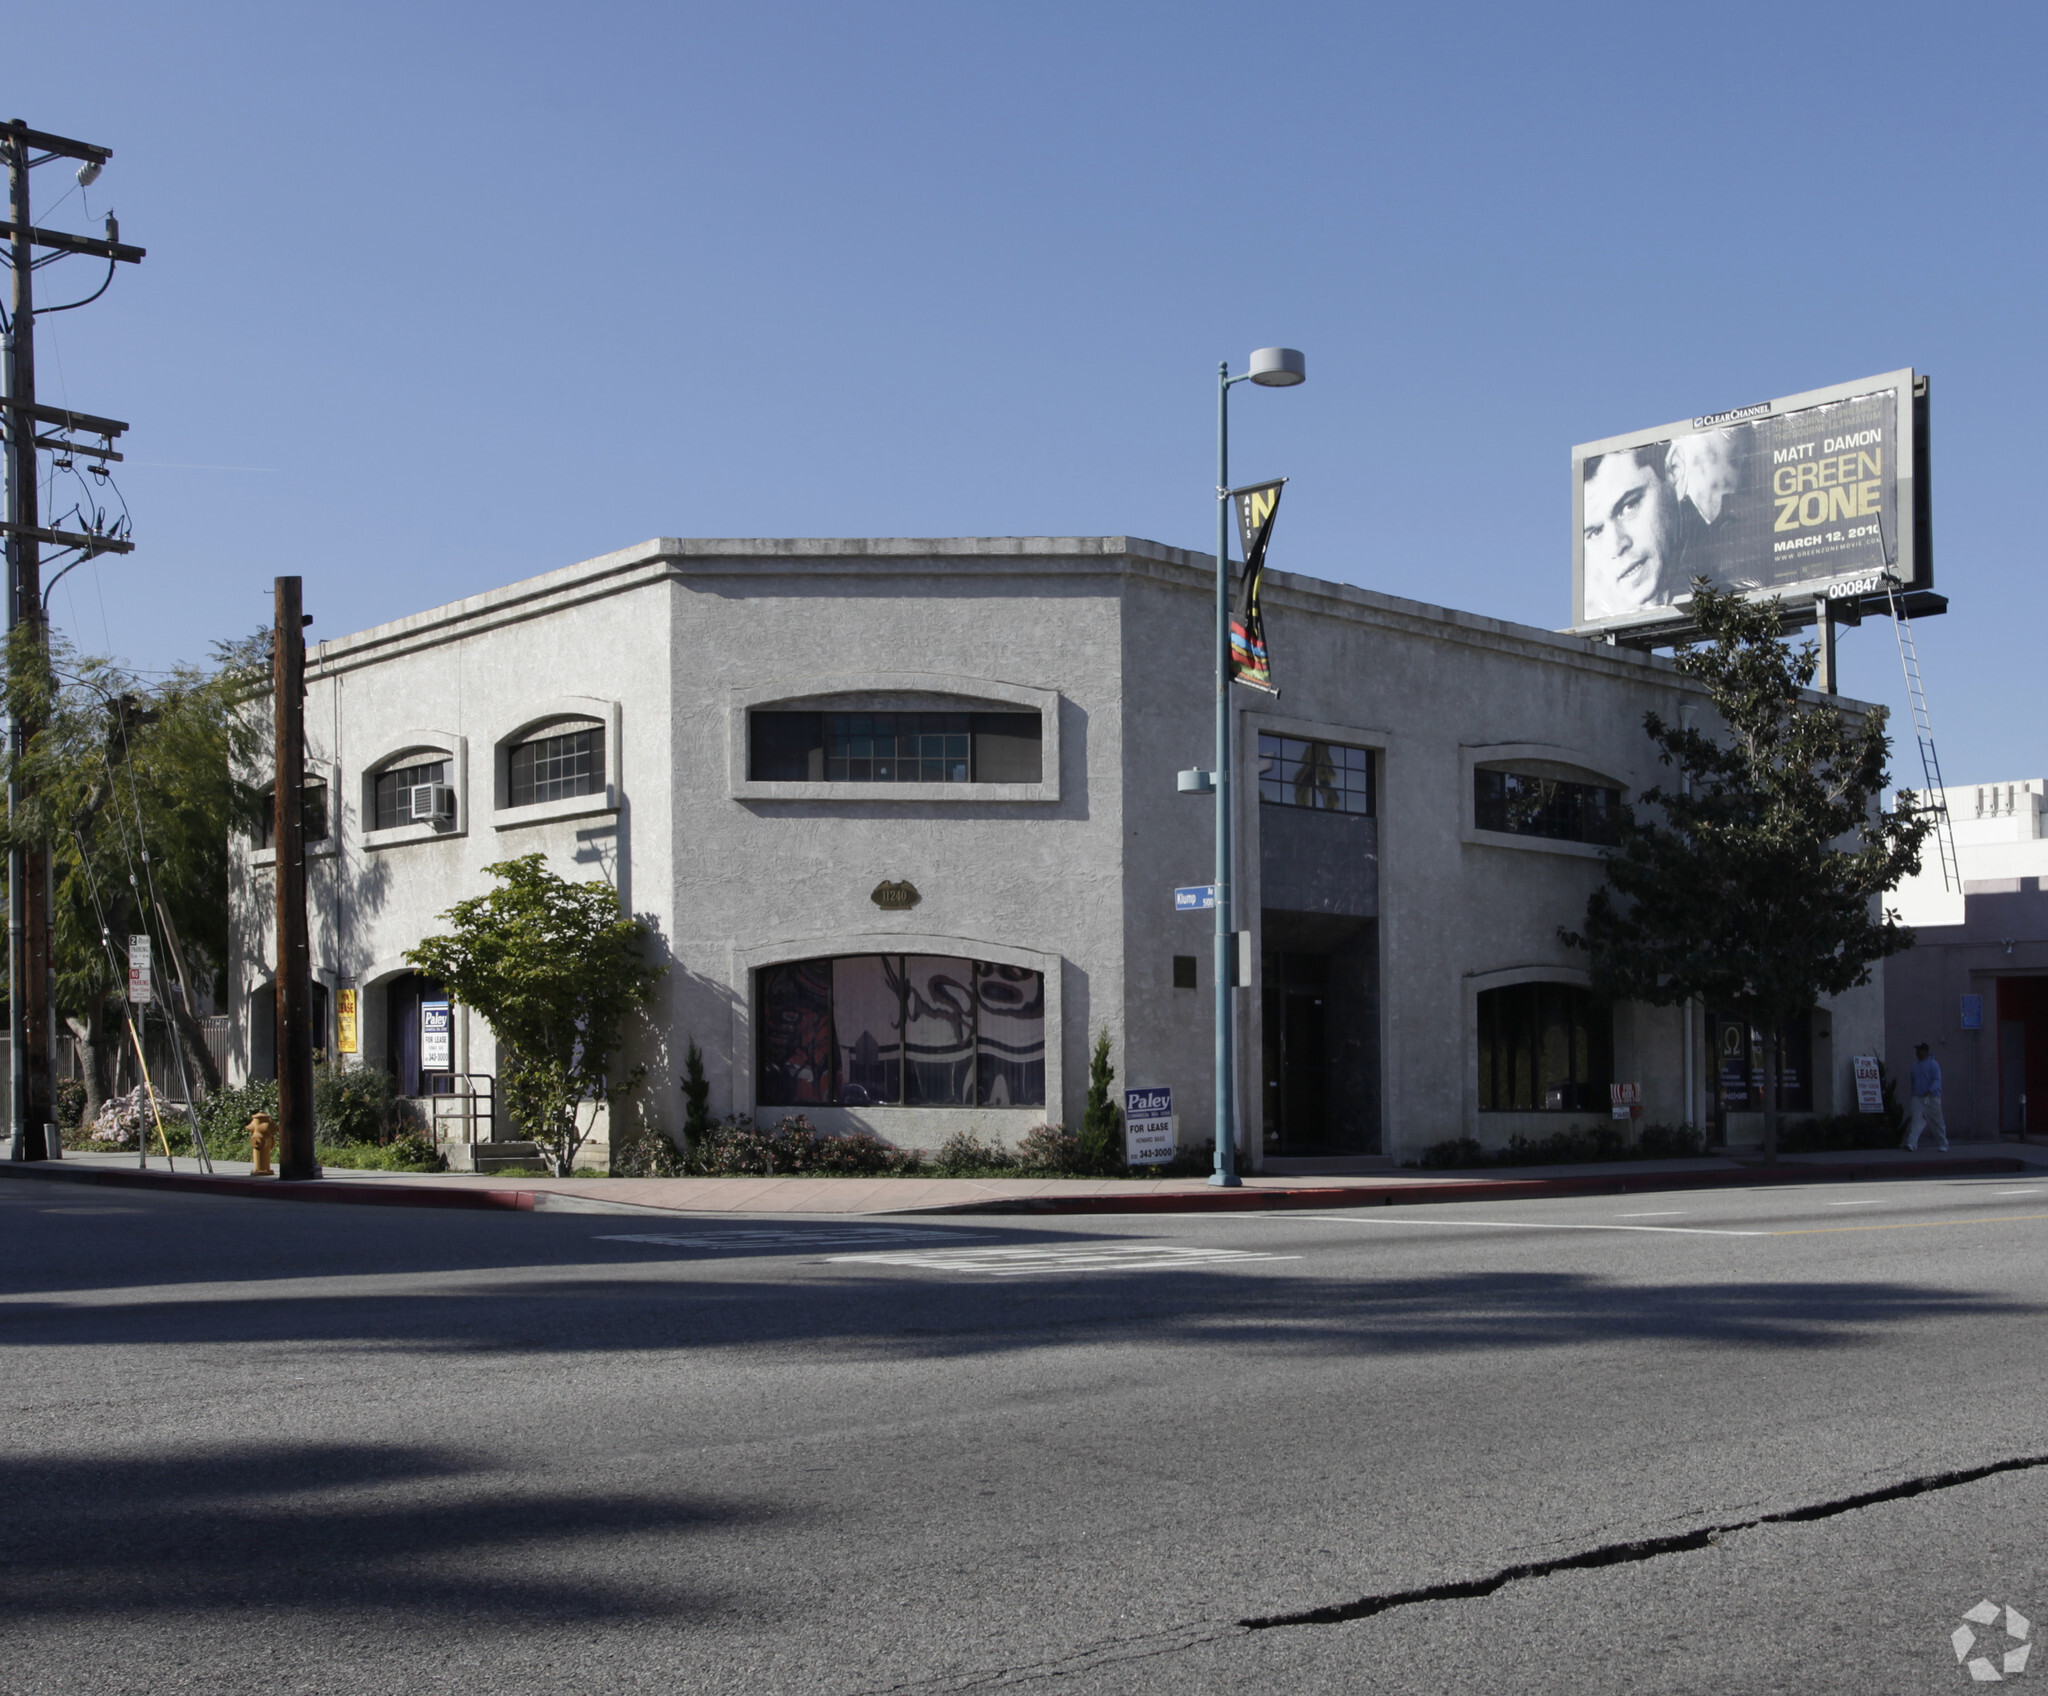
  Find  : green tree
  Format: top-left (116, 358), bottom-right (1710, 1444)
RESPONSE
top-left (406, 854), bottom-right (664, 1175)
top-left (1078, 1027), bottom-right (1124, 1174)
top-left (681, 1038), bottom-right (711, 1164)
top-left (3, 625), bottom-right (267, 1122)
top-left (1566, 585), bottom-right (1930, 1161)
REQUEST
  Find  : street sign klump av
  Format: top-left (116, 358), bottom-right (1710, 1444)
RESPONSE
top-left (1174, 885), bottom-right (1217, 912)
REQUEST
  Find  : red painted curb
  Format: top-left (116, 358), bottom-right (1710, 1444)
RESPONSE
top-left (927, 1156), bottom-right (2032, 1214)
top-left (0, 1161), bottom-right (536, 1211)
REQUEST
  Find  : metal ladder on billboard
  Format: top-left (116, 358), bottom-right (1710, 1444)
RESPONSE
top-left (1883, 576), bottom-right (1961, 892)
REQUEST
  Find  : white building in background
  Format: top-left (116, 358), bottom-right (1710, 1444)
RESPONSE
top-left (228, 535), bottom-right (1888, 1168)
top-left (1885, 780), bottom-right (2048, 1141)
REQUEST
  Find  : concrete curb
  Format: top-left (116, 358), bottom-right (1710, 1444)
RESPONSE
top-left (0, 1160), bottom-right (537, 1211)
top-left (2, 1151), bottom-right (2029, 1218)
top-left (913, 1156), bottom-right (2034, 1214)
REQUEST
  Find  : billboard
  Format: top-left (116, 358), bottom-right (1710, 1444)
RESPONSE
top-left (1573, 369), bottom-right (1929, 635)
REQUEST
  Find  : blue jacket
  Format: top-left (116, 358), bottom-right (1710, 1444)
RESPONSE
top-left (1910, 1056), bottom-right (1943, 1098)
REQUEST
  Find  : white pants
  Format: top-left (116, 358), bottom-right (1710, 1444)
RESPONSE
top-left (1905, 1093), bottom-right (1948, 1150)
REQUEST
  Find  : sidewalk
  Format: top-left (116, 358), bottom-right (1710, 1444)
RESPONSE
top-left (7, 1141), bottom-right (2042, 1217)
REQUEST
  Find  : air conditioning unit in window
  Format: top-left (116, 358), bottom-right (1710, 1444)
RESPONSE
top-left (405, 783), bottom-right (455, 824)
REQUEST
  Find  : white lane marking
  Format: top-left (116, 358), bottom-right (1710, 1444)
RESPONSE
top-left (827, 1244), bottom-right (1301, 1277)
top-left (1616, 1211), bottom-right (1684, 1218)
top-left (1995, 1188), bottom-right (2044, 1196)
top-left (1282, 1214), bottom-right (1765, 1238)
top-left (1825, 1200), bottom-right (1889, 1207)
top-left (596, 1228), bottom-right (983, 1250)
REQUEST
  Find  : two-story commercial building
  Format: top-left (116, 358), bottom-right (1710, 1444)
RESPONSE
top-left (228, 534), bottom-right (1887, 1168)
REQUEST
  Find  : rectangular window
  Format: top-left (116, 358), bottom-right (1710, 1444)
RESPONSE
top-left (1474, 770), bottom-right (1621, 845)
top-left (749, 712), bottom-right (824, 781)
top-left (372, 761), bottom-right (450, 831)
top-left (756, 953), bottom-right (1045, 1108)
top-left (1711, 1012), bottom-right (1814, 1114)
top-left (256, 779), bottom-right (329, 850)
top-left (509, 725), bottom-right (604, 806)
top-left (1477, 982), bottom-right (1612, 1112)
top-left (1258, 734), bottom-right (1374, 815)
top-left (749, 710), bottom-right (1042, 783)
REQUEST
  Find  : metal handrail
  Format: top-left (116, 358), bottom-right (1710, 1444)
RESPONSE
top-left (423, 1072), bottom-right (496, 1146)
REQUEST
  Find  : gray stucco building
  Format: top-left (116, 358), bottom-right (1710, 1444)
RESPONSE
top-left (229, 535), bottom-right (1886, 1168)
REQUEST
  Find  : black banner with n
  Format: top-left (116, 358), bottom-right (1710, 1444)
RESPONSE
top-left (1228, 478), bottom-right (1285, 692)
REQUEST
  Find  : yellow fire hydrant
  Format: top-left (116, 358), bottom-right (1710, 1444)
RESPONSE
top-left (248, 1111), bottom-right (279, 1176)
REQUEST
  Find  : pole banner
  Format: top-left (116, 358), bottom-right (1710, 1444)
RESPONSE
top-left (1228, 478), bottom-right (1286, 692)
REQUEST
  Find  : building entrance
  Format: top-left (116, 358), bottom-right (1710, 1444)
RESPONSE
top-left (1996, 977), bottom-right (2048, 1137)
top-left (1260, 912), bottom-right (1379, 1156)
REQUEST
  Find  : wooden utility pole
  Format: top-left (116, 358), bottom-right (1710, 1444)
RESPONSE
top-left (3, 120), bottom-right (141, 1161)
top-left (272, 577), bottom-right (316, 1180)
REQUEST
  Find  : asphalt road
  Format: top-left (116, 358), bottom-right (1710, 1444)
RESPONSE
top-left (3, 1171), bottom-right (2046, 1695)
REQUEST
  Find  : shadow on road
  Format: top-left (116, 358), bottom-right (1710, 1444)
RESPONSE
top-left (0, 1441), bottom-right (760, 1622)
top-left (4, 1263), bottom-right (2034, 1363)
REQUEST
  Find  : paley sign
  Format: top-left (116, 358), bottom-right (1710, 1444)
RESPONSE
top-left (1124, 1086), bottom-right (1176, 1165)
top-left (421, 1000), bottom-right (454, 1073)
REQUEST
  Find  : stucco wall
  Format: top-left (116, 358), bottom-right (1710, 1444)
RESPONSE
top-left (227, 533), bottom-right (1894, 1170)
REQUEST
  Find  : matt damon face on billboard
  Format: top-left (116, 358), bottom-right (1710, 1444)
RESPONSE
top-left (1573, 370), bottom-right (1921, 633)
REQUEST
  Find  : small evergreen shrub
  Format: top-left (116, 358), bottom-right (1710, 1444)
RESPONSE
top-left (55, 1077), bottom-right (86, 1130)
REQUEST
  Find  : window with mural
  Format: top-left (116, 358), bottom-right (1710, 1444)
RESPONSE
top-left (1477, 981), bottom-right (1612, 1112)
top-left (1474, 769), bottom-right (1621, 845)
top-left (1257, 733), bottom-right (1374, 815)
top-left (756, 954), bottom-right (1045, 1108)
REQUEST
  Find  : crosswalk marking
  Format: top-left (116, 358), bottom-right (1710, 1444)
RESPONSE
top-left (596, 1228), bottom-right (983, 1251)
top-left (827, 1244), bottom-right (1300, 1277)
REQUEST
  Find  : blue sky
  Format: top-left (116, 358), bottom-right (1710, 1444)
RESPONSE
top-left (14, 1), bottom-right (2044, 782)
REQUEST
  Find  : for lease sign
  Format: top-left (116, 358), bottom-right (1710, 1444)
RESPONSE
top-left (1124, 1086), bottom-right (1175, 1166)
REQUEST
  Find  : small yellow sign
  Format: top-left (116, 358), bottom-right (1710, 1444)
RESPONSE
top-left (337, 987), bottom-right (359, 1054)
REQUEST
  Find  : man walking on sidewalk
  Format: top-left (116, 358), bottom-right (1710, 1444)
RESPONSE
top-left (1904, 1043), bottom-right (1949, 1151)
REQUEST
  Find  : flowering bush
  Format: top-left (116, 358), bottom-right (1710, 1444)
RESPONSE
top-left (88, 1086), bottom-right (150, 1148)
top-left (693, 1114), bottom-right (920, 1176)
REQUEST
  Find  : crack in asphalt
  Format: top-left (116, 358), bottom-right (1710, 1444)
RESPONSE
top-left (1241, 1450), bottom-right (2048, 1630)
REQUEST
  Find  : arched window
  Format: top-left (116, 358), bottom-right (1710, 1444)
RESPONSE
top-left (1477, 982), bottom-right (1612, 1111)
top-left (372, 755), bottom-right (453, 829)
top-left (507, 720), bottom-right (605, 806)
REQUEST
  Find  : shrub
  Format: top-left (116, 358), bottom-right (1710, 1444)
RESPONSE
top-left (928, 1130), bottom-right (1019, 1177)
top-left (316, 1134), bottom-right (444, 1172)
top-left (194, 1077), bottom-right (280, 1159)
top-left (87, 1086), bottom-right (149, 1150)
top-left (1419, 1123), bottom-right (1708, 1169)
top-left (691, 1114), bottom-right (921, 1177)
top-left (312, 1060), bottom-right (399, 1144)
top-left (1637, 1121), bottom-right (1706, 1159)
top-left (612, 1116), bottom-right (686, 1177)
top-left (55, 1077), bottom-right (86, 1130)
top-left (1076, 1029), bottom-right (1125, 1175)
top-left (681, 1040), bottom-right (712, 1161)
top-left (1014, 1123), bottom-right (1085, 1174)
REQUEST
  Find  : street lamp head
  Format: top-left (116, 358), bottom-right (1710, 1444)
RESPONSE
top-left (1248, 347), bottom-right (1306, 387)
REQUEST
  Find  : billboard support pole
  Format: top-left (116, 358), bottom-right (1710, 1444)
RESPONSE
top-left (1817, 604), bottom-right (1838, 695)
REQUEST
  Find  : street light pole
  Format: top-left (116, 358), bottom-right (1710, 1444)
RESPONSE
top-left (1213, 361), bottom-right (1237, 1186)
top-left (1208, 347), bottom-right (1305, 1187)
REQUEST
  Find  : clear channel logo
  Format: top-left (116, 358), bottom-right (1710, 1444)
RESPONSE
top-left (1953, 1601), bottom-right (2031, 1682)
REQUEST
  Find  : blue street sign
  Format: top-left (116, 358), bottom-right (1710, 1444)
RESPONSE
top-left (1174, 885), bottom-right (1217, 912)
